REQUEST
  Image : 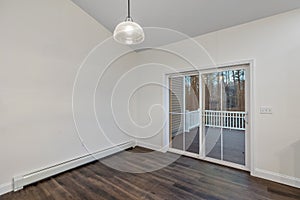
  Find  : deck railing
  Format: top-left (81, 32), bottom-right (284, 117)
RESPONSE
top-left (184, 110), bottom-right (246, 132)
top-left (203, 110), bottom-right (246, 130)
top-left (185, 110), bottom-right (200, 132)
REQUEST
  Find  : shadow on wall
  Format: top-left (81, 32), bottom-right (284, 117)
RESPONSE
top-left (279, 140), bottom-right (300, 180)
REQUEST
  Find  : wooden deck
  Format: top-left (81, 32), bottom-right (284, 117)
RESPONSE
top-left (172, 127), bottom-right (245, 165)
top-left (1, 147), bottom-right (299, 200)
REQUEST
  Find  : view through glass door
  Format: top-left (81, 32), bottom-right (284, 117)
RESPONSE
top-left (202, 68), bottom-right (247, 166)
top-left (169, 74), bottom-right (200, 154)
top-left (169, 65), bottom-right (249, 169)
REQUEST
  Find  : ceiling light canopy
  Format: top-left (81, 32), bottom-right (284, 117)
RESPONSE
top-left (113, 0), bottom-right (145, 45)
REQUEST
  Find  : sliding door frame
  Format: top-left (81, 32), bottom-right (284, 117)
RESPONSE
top-left (164, 59), bottom-right (254, 172)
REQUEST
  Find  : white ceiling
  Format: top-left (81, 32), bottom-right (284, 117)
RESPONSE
top-left (71, 0), bottom-right (300, 46)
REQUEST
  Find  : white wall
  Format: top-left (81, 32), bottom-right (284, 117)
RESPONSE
top-left (0, 0), bottom-right (138, 193)
top-left (0, 0), bottom-right (299, 193)
top-left (134, 9), bottom-right (300, 187)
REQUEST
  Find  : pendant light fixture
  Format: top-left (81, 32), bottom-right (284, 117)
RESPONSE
top-left (113, 0), bottom-right (145, 45)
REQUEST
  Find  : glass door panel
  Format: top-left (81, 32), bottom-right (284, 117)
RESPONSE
top-left (202, 68), bottom-right (247, 166)
top-left (202, 72), bottom-right (222, 160)
top-left (169, 74), bottom-right (200, 154)
top-left (221, 69), bottom-right (246, 165)
top-left (184, 75), bottom-right (200, 154)
top-left (169, 76), bottom-right (185, 150)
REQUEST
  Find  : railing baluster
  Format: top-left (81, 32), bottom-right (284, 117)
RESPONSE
top-left (219, 112), bottom-right (220, 127)
top-left (240, 113), bottom-right (242, 129)
top-left (206, 111), bottom-right (208, 126)
top-left (234, 113), bottom-right (236, 129)
top-left (212, 111), bottom-right (214, 127)
top-left (242, 113), bottom-right (244, 129)
top-left (238, 113), bottom-right (240, 129)
top-left (231, 112), bottom-right (232, 129)
top-left (215, 111), bottom-right (217, 127)
top-left (207, 111), bottom-right (208, 126)
top-left (236, 113), bottom-right (238, 129)
top-left (240, 113), bottom-right (241, 129)
top-left (210, 111), bottom-right (212, 127)
top-left (205, 111), bottom-right (207, 126)
top-left (239, 113), bottom-right (241, 129)
top-left (226, 112), bottom-right (228, 128)
top-left (232, 113), bottom-right (234, 129)
top-left (224, 112), bottom-right (226, 128)
top-left (239, 113), bottom-right (240, 129)
top-left (225, 112), bottom-right (226, 128)
top-left (213, 111), bottom-right (215, 127)
top-left (237, 113), bottom-right (239, 129)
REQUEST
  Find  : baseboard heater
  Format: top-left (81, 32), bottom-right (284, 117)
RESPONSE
top-left (13, 140), bottom-right (136, 191)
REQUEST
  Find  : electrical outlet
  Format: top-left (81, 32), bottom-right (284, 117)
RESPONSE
top-left (260, 106), bottom-right (273, 114)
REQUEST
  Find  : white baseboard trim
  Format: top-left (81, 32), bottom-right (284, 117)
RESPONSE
top-left (252, 168), bottom-right (300, 188)
top-left (0, 183), bottom-right (13, 196)
top-left (12, 140), bottom-right (135, 192)
top-left (136, 141), bottom-right (167, 152)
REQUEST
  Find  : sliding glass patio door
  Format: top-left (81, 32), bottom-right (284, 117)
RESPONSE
top-left (168, 64), bottom-right (249, 169)
top-left (201, 67), bottom-right (247, 167)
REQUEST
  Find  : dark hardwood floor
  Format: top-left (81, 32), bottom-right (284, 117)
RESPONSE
top-left (1, 147), bottom-right (300, 200)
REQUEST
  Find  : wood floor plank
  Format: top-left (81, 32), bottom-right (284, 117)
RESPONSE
top-left (1, 147), bottom-right (299, 200)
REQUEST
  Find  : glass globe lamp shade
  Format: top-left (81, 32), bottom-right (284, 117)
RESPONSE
top-left (113, 18), bottom-right (145, 45)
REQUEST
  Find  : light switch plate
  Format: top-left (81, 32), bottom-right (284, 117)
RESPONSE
top-left (260, 106), bottom-right (273, 114)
